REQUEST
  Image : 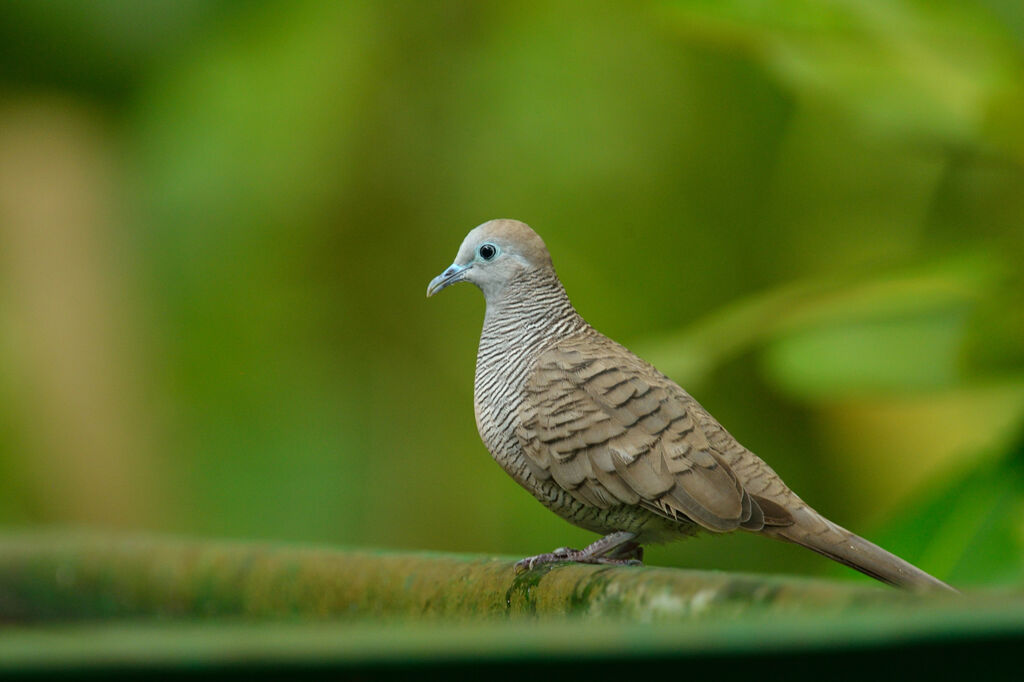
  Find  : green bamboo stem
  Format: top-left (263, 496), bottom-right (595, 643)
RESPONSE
top-left (0, 531), bottom-right (933, 624)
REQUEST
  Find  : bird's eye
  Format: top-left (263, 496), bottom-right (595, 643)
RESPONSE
top-left (479, 243), bottom-right (497, 261)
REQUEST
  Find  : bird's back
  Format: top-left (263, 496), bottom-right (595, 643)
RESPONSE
top-left (514, 329), bottom-right (790, 535)
top-left (513, 329), bottom-right (954, 591)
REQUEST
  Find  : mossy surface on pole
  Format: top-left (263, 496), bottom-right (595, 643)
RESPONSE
top-left (0, 532), bottom-right (926, 624)
top-left (4, 532), bottom-right (1024, 676)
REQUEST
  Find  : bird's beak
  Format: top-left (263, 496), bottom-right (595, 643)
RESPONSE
top-left (427, 263), bottom-right (469, 297)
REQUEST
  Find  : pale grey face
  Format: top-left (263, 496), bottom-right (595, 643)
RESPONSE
top-left (426, 219), bottom-right (550, 302)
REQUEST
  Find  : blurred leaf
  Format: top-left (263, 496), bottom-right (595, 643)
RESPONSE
top-left (661, 0), bottom-right (1024, 162)
top-left (761, 257), bottom-right (1003, 399)
top-left (870, 429), bottom-right (1024, 586)
top-left (816, 382), bottom-right (1024, 515)
top-left (763, 311), bottom-right (968, 397)
top-left (0, 0), bottom-right (240, 100)
top-left (638, 254), bottom-right (1000, 395)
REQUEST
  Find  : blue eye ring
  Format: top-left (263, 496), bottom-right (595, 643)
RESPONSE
top-left (479, 243), bottom-right (498, 261)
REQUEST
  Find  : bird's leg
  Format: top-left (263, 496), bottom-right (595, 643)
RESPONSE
top-left (605, 539), bottom-right (643, 562)
top-left (514, 531), bottom-right (643, 573)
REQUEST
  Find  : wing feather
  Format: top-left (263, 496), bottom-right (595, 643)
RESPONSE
top-left (518, 334), bottom-right (767, 532)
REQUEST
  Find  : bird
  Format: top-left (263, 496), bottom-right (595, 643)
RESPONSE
top-left (427, 218), bottom-right (955, 593)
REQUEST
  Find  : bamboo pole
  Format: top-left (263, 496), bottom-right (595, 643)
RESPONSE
top-left (0, 531), bottom-right (924, 624)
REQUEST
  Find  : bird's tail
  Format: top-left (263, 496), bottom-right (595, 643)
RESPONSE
top-left (764, 507), bottom-right (957, 594)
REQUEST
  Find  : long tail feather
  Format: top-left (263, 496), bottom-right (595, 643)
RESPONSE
top-left (765, 509), bottom-right (957, 593)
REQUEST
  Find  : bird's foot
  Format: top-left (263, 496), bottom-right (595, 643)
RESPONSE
top-left (514, 531), bottom-right (643, 573)
top-left (513, 550), bottom-right (641, 573)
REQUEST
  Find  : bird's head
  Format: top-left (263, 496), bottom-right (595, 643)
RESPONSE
top-left (426, 219), bottom-right (553, 301)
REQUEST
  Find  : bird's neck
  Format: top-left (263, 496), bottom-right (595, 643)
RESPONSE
top-left (479, 268), bottom-right (586, 357)
top-left (474, 268), bottom-right (588, 470)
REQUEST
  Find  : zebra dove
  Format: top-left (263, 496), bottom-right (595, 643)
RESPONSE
top-left (427, 219), bottom-right (955, 593)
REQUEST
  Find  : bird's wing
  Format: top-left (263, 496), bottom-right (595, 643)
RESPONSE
top-left (516, 334), bottom-right (784, 532)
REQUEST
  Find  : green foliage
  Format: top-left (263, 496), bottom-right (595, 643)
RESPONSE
top-left (0, 0), bottom-right (1021, 590)
top-left (664, 0), bottom-right (1024, 159)
top-left (872, 431), bottom-right (1024, 586)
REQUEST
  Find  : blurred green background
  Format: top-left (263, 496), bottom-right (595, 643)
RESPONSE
top-left (0, 0), bottom-right (1022, 588)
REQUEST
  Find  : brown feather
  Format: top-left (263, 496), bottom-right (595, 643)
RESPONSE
top-left (518, 337), bottom-right (751, 532)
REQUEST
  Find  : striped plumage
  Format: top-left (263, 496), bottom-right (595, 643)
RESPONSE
top-left (428, 219), bottom-right (955, 593)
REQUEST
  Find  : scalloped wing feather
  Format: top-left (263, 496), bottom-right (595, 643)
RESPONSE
top-left (517, 334), bottom-right (773, 533)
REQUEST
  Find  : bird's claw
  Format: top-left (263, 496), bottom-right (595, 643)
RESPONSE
top-left (514, 549), bottom-right (578, 573)
top-left (514, 548), bottom-right (643, 573)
